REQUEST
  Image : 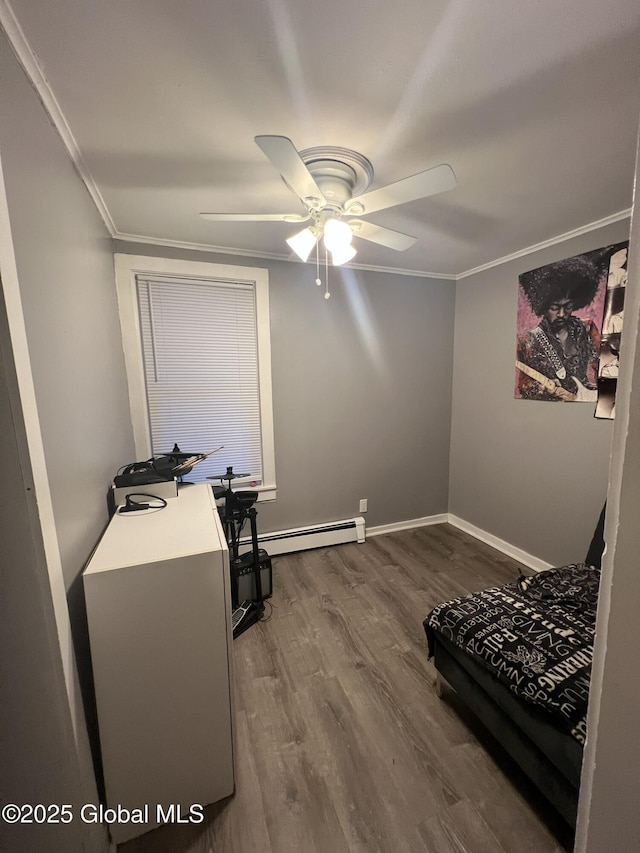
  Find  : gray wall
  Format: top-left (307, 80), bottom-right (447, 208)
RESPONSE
top-left (114, 241), bottom-right (456, 533)
top-left (0, 33), bottom-right (135, 596)
top-left (449, 220), bottom-right (629, 566)
top-left (0, 289), bottom-right (107, 853)
top-left (0, 27), bottom-right (135, 815)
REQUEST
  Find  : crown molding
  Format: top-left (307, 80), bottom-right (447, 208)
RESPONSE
top-left (0, 0), bottom-right (117, 236)
top-left (456, 208), bottom-right (632, 280)
top-left (116, 210), bottom-right (632, 281)
top-left (112, 232), bottom-right (458, 280)
top-left (113, 231), bottom-right (292, 262)
top-left (343, 259), bottom-right (456, 280)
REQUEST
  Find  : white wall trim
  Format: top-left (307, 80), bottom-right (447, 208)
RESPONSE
top-left (574, 130), bottom-right (640, 851)
top-left (346, 260), bottom-right (456, 280)
top-left (114, 231), bottom-right (296, 262)
top-left (367, 512), bottom-right (552, 573)
top-left (457, 209), bottom-right (632, 280)
top-left (114, 253), bottom-right (276, 491)
top-left (366, 513), bottom-right (449, 537)
top-left (114, 207), bottom-right (632, 282)
top-left (0, 0), bottom-right (117, 237)
top-left (447, 514), bottom-right (553, 573)
top-left (113, 232), bottom-right (458, 280)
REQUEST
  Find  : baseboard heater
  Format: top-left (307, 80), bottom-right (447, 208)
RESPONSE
top-left (241, 516), bottom-right (366, 557)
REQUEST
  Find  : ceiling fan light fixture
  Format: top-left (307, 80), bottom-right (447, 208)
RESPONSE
top-left (204, 135), bottom-right (456, 296)
top-left (286, 226), bottom-right (318, 262)
top-left (323, 217), bottom-right (353, 253)
top-left (330, 242), bottom-right (357, 266)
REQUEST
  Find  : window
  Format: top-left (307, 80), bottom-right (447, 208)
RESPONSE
top-left (115, 255), bottom-right (276, 498)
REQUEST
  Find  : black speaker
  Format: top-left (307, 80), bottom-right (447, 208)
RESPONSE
top-left (232, 549), bottom-right (272, 604)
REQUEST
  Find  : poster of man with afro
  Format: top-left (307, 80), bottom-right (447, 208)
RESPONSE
top-left (514, 243), bottom-right (627, 403)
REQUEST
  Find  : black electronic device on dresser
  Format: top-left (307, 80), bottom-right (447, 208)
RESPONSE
top-left (210, 466), bottom-right (272, 638)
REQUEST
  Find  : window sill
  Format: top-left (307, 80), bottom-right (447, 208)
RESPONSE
top-left (256, 486), bottom-right (277, 502)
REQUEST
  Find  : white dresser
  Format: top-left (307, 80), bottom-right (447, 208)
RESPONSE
top-left (83, 483), bottom-right (234, 844)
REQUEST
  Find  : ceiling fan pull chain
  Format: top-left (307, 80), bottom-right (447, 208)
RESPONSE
top-left (315, 239), bottom-right (321, 287)
top-left (325, 247), bottom-right (330, 299)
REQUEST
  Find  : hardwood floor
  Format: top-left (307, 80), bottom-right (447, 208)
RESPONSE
top-left (120, 524), bottom-right (574, 853)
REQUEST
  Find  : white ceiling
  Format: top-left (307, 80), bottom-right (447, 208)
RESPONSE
top-left (4, 0), bottom-right (640, 276)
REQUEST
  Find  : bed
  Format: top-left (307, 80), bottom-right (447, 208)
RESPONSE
top-left (423, 508), bottom-right (606, 828)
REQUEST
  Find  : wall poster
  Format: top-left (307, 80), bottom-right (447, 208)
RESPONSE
top-left (595, 245), bottom-right (628, 419)
top-left (514, 242), bottom-right (629, 408)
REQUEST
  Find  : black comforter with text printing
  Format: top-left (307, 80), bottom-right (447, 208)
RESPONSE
top-left (424, 563), bottom-right (600, 744)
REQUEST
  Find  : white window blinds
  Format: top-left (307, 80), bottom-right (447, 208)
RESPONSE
top-left (136, 275), bottom-right (263, 485)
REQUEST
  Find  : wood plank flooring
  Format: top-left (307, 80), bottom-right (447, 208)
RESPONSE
top-left (119, 524), bottom-right (574, 853)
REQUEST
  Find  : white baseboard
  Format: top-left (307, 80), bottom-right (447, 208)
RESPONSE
top-left (366, 513), bottom-right (449, 537)
top-left (447, 514), bottom-right (553, 573)
top-left (366, 512), bottom-right (552, 574)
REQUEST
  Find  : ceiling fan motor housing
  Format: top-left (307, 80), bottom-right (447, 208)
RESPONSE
top-left (299, 146), bottom-right (374, 215)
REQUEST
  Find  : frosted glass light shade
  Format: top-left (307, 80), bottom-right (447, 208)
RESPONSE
top-left (323, 218), bottom-right (353, 252)
top-left (286, 227), bottom-right (317, 262)
top-left (330, 243), bottom-right (357, 266)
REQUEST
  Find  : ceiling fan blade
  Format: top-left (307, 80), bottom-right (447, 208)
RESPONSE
top-left (254, 135), bottom-right (326, 207)
top-left (200, 212), bottom-right (310, 222)
top-left (347, 163), bottom-right (456, 216)
top-left (349, 220), bottom-right (417, 251)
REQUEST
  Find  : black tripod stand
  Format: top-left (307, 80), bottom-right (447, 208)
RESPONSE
top-left (210, 467), bottom-right (265, 637)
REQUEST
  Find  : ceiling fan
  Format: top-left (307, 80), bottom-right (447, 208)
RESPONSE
top-left (200, 135), bottom-right (456, 267)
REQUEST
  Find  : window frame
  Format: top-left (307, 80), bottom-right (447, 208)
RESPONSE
top-left (114, 254), bottom-right (276, 500)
